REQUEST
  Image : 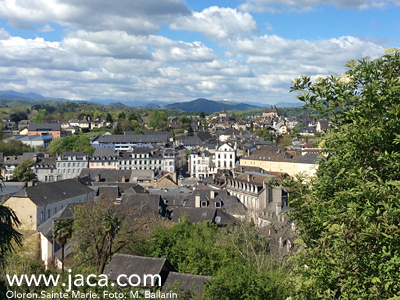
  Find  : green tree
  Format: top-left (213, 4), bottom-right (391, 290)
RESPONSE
top-left (120, 119), bottom-right (133, 131)
top-left (106, 113), bottom-right (113, 123)
top-left (0, 204), bottom-right (23, 298)
top-left (47, 136), bottom-right (94, 156)
top-left (53, 220), bottom-right (73, 274)
top-left (147, 110), bottom-right (167, 130)
top-left (0, 204), bottom-right (23, 267)
top-left (12, 160), bottom-right (37, 182)
top-left (32, 109), bottom-right (47, 123)
top-left (199, 111), bottom-right (206, 119)
top-left (113, 122), bottom-right (123, 135)
top-left (285, 51), bottom-right (400, 299)
top-left (134, 127), bottom-right (143, 135)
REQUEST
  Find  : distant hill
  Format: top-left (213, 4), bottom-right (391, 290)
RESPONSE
top-left (0, 90), bottom-right (69, 102)
top-left (166, 98), bottom-right (260, 113)
top-left (274, 102), bottom-right (304, 108)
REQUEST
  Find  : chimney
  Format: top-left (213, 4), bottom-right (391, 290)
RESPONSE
top-left (247, 149), bottom-right (250, 157)
top-left (95, 174), bottom-right (101, 182)
top-left (276, 203), bottom-right (282, 216)
top-left (210, 190), bottom-right (215, 199)
top-left (173, 171), bottom-right (178, 184)
top-left (247, 174), bottom-right (251, 182)
top-left (195, 194), bottom-right (201, 207)
top-left (122, 175), bottom-right (126, 183)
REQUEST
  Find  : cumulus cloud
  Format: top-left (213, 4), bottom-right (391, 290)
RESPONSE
top-left (0, 29), bottom-right (387, 103)
top-left (0, 1), bottom-right (390, 104)
top-left (170, 6), bottom-right (258, 40)
top-left (239, 0), bottom-right (398, 12)
top-left (0, 28), bottom-right (10, 40)
top-left (38, 24), bottom-right (54, 32)
top-left (0, 0), bottom-right (191, 34)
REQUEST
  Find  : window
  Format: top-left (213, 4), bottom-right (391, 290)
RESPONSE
top-left (215, 216), bottom-right (221, 223)
top-left (54, 207), bottom-right (57, 214)
top-left (201, 201), bottom-right (207, 207)
top-left (40, 212), bottom-right (43, 221)
top-left (73, 163), bottom-right (75, 167)
top-left (215, 201), bottom-right (222, 208)
top-left (47, 209), bottom-right (50, 220)
top-left (45, 176), bottom-right (48, 181)
top-left (68, 163), bottom-right (71, 167)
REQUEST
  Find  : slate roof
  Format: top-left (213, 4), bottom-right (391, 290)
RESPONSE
top-left (197, 132), bottom-right (212, 142)
top-left (161, 272), bottom-right (211, 296)
top-left (170, 207), bottom-right (236, 226)
top-left (91, 148), bottom-right (119, 159)
top-left (122, 194), bottom-right (165, 215)
top-left (37, 205), bottom-right (75, 237)
top-left (98, 134), bottom-right (168, 144)
top-left (318, 119), bottom-right (329, 129)
top-left (13, 179), bottom-right (94, 207)
top-left (35, 157), bottom-right (56, 168)
top-left (96, 186), bottom-right (119, 199)
top-left (186, 187), bottom-right (247, 216)
top-left (242, 149), bottom-right (319, 164)
top-left (79, 168), bottom-right (133, 182)
top-left (148, 187), bottom-right (191, 207)
top-left (104, 254), bottom-right (176, 287)
top-left (28, 123), bottom-right (61, 131)
top-left (3, 155), bottom-right (37, 165)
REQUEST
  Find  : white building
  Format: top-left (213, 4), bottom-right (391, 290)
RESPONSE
top-left (56, 152), bottom-right (89, 180)
top-left (214, 143), bottom-right (235, 171)
top-left (189, 143), bottom-right (236, 179)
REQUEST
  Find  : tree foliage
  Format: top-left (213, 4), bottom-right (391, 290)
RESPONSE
top-left (53, 220), bottom-right (73, 274)
top-left (147, 110), bottom-right (168, 130)
top-left (285, 51), bottom-right (400, 299)
top-left (12, 160), bottom-right (37, 182)
top-left (47, 136), bottom-right (95, 156)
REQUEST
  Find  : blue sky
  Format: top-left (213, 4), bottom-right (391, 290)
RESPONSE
top-left (0, 0), bottom-right (398, 104)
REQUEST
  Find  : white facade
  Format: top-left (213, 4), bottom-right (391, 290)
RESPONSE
top-left (214, 143), bottom-right (235, 170)
top-left (189, 152), bottom-right (214, 179)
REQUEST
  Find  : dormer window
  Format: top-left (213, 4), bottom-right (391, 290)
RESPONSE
top-left (215, 201), bottom-right (222, 208)
top-left (201, 201), bottom-right (207, 207)
top-left (215, 216), bottom-right (221, 223)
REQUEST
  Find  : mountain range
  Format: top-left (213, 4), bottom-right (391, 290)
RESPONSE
top-left (0, 90), bottom-right (303, 111)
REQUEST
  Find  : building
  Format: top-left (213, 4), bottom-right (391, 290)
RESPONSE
top-left (56, 152), bottom-right (89, 180)
top-left (189, 150), bottom-right (215, 179)
top-left (28, 123), bottom-right (61, 138)
top-left (263, 106), bottom-right (279, 118)
top-left (214, 143), bottom-right (235, 171)
top-left (92, 133), bottom-right (170, 150)
top-left (316, 119), bottom-right (329, 132)
top-left (35, 157), bottom-right (60, 182)
top-left (3, 179), bottom-right (95, 230)
top-left (105, 254), bottom-right (210, 296)
top-left (219, 108), bottom-right (227, 118)
top-left (3, 154), bottom-right (38, 181)
top-left (118, 148), bottom-right (176, 173)
top-left (37, 204), bottom-right (74, 269)
top-left (240, 148), bottom-right (318, 177)
top-left (89, 148), bottom-right (119, 169)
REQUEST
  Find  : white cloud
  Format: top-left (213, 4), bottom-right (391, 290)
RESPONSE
top-left (0, 28), bottom-right (10, 40)
top-left (170, 6), bottom-right (258, 40)
top-left (239, 0), bottom-right (399, 12)
top-left (0, 0), bottom-right (191, 34)
top-left (38, 24), bottom-right (54, 32)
